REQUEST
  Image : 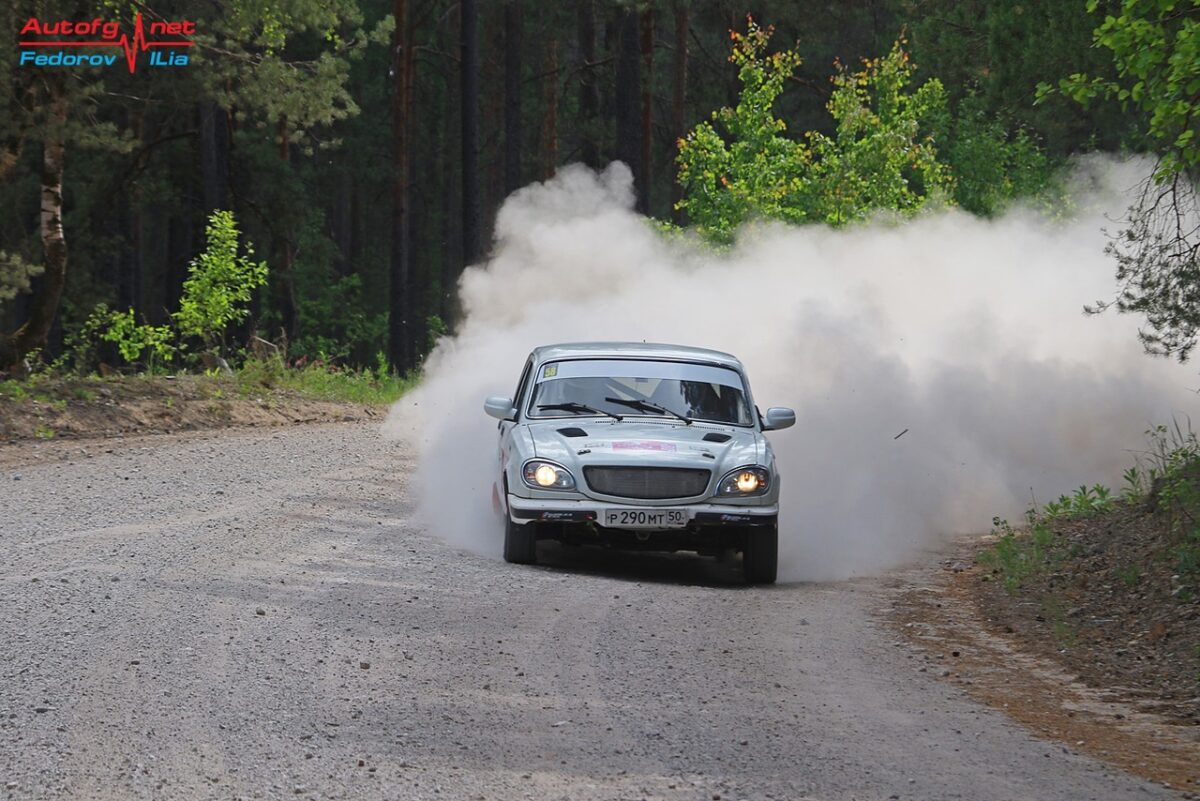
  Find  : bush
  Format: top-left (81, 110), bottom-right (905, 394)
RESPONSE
top-left (101, 308), bottom-right (176, 373)
top-left (174, 210), bottom-right (268, 355)
top-left (676, 21), bottom-right (952, 241)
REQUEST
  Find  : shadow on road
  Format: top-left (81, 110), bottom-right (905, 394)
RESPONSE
top-left (532, 540), bottom-right (749, 587)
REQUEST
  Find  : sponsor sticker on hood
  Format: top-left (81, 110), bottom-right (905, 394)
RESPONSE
top-left (580, 440), bottom-right (680, 452)
top-left (612, 441), bottom-right (677, 452)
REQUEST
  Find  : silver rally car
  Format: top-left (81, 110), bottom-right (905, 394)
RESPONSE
top-left (484, 342), bottom-right (795, 583)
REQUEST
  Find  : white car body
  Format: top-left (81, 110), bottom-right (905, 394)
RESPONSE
top-left (484, 342), bottom-right (794, 583)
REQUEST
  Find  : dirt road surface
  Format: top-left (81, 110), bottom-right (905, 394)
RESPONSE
top-left (0, 423), bottom-right (1181, 800)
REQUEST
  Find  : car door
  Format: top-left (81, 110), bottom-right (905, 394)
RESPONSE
top-left (497, 357), bottom-right (534, 495)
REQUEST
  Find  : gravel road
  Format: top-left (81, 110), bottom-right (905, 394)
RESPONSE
top-left (0, 423), bottom-right (1179, 801)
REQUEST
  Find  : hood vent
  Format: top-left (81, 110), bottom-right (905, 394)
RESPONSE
top-left (557, 427), bottom-right (588, 438)
top-left (702, 432), bottom-right (732, 443)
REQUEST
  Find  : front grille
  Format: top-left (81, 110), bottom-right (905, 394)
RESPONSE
top-left (584, 466), bottom-right (711, 499)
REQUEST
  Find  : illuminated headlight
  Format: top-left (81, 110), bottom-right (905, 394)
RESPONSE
top-left (716, 466), bottom-right (770, 496)
top-left (522, 460), bottom-right (576, 490)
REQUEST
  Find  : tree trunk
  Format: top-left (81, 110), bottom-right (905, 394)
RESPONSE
top-left (166, 212), bottom-right (194, 316)
top-left (1, 77), bottom-right (67, 372)
top-left (615, 8), bottom-right (641, 201)
top-left (389, 0), bottom-right (414, 371)
top-left (122, 180), bottom-right (143, 315)
top-left (461, 0), bottom-right (481, 268)
top-left (441, 61), bottom-right (459, 327)
top-left (407, 80), bottom-right (426, 361)
top-left (120, 108), bottom-right (144, 316)
top-left (639, 9), bottom-right (654, 215)
top-left (670, 1), bottom-right (688, 224)
top-left (577, 0), bottom-right (600, 168)
top-left (504, 0), bottom-right (523, 195)
top-left (274, 118), bottom-right (299, 343)
top-left (331, 170), bottom-right (354, 277)
top-left (198, 101), bottom-right (230, 214)
top-left (542, 39), bottom-right (559, 179)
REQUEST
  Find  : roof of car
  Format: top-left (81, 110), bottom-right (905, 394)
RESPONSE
top-left (531, 342), bottom-right (743, 368)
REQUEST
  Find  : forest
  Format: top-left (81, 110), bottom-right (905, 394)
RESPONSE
top-left (0, 0), bottom-right (1196, 377)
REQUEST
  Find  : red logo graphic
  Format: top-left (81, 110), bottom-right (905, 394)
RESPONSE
top-left (19, 13), bottom-right (194, 74)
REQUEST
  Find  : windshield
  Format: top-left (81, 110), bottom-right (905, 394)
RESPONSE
top-left (528, 359), bottom-right (753, 426)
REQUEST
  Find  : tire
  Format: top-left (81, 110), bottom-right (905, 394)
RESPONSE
top-left (743, 524), bottom-right (778, 585)
top-left (503, 516), bottom-right (538, 565)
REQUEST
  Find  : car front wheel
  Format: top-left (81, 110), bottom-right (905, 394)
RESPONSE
top-left (503, 516), bottom-right (538, 565)
top-left (743, 524), bottom-right (778, 584)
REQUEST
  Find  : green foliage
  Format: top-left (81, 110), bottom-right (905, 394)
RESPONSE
top-left (1053, 0), bottom-right (1199, 180)
top-left (63, 304), bottom-right (121, 373)
top-left (945, 95), bottom-right (1053, 216)
top-left (425, 315), bottom-right (448, 354)
top-left (1142, 422), bottom-right (1200, 580)
top-left (906, 0), bottom-right (1137, 159)
top-left (174, 211), bottom-right (268, 353)
top-left (0, 251), bottom-right (43, 303)
top-left (978, 516), bottom-right (1059, 592)
top-left (291, 271), bottom-right (385, 363)
top-left (0, 379), bottom-right (27, 401)
top-left (675, 22), bottom-right (810, 241)
top-left (811, 40), bottom-right (952, 224)
top-left (235, 353), bottom-right (415, 406)
top-left (101, 309), bottom-right (176, 373)
top-left (59, 211), bottom-right (262, 373)
top-left (206, 0), bottom-right (387, 153)
top-left (1050, 1), bottom-right (1200, 361)
top-left (676, 21), bottom-right (952, 242)
top-left (1123, 466), bottom-right (1149, 501)
top-left (992, 421), bottom-right (1200, 593)
top-left (1042, 484), bottom-right (1116, 520)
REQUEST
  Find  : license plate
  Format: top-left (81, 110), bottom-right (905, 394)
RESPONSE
top-left (603, 509), bottom-right (688, 529)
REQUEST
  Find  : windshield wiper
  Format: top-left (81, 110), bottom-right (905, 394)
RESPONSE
top-left (537, 402), bottom-right (623, 421)
top-left (604, 397), bottom-right (692, 425)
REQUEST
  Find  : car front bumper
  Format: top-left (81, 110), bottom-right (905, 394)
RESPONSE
top-left (506, 494), bottom-right (777, 528)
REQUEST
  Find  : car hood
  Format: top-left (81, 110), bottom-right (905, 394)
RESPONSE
top-left (526, 419), bottom-right (762, 472)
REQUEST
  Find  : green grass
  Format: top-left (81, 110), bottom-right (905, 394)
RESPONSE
top-left (1, 357), bottom-right (416, 409)
top-left (0, 380), bottom-right (28, 401)
top-left (234, 357), bottom-right (417, 406)
top-left (980, 482), bottom-right (1120, 593)
top-left (977, 516), bottom-right (1060, 593)
top-left (982, 421), bottom-right (1200, 595)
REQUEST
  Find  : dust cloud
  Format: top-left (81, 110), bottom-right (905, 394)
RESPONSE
top-left (384, 159), bottom-right (1196, 581)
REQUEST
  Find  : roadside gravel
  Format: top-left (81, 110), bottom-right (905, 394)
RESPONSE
top-left (0, 423), bottom-right (1182, 800)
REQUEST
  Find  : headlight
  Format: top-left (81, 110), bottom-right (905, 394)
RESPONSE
top-left (716, 466), bottom-right (770, 496)
top-left (522, 460), bottom-right (576, 490)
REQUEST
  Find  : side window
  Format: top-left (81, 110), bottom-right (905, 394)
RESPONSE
top-left (511, 359), bottom-right (534, 420)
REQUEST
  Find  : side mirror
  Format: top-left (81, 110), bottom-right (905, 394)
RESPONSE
top-left (484, 395), bottom-right (516, 421)
top-left (761, 407), bottom-right (795, 431)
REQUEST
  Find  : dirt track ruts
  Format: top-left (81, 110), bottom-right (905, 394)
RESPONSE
top-left (0, 422), bottom-right (1183, 800)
